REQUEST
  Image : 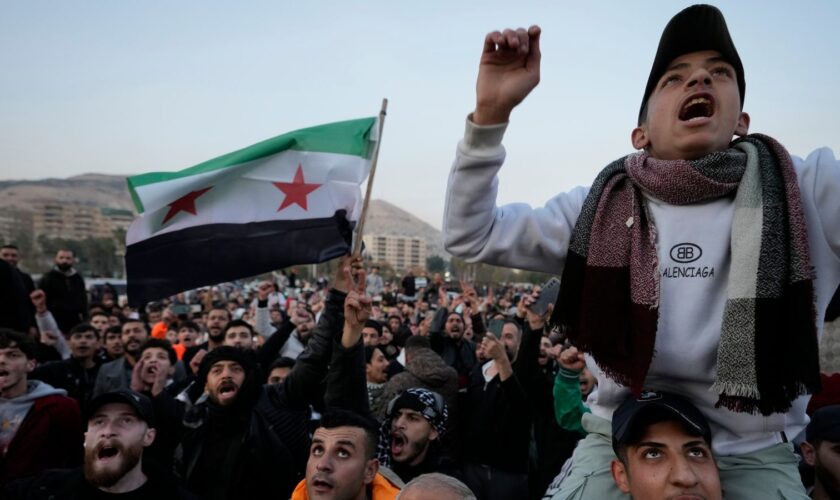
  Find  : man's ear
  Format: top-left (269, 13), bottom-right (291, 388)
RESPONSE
top-left (800, 441), bottom-right (817, 466)
top-left (143, 427), bottom-right (157, 447)
top-left (734, 111), bottom-right (750, 137)
top-left (631, 126), bottom-right (650, 150)
top-left (25, 358), bottom-right (36, 374)
top-left (364, 458), bottom-right (379, 484)
top-left (429, 428), bottom-right (439, 442)
top-left (610, 459), bottom-right (631, 493)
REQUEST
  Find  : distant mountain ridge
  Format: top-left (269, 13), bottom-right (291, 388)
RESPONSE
top-left (0, 174), bottom-right (446, 257)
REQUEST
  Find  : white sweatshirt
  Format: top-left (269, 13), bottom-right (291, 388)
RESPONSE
top-left (443, 119), bottom-right (840, 456)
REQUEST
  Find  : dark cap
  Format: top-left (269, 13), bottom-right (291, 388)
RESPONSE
top-left (805, 405), bottom-right (840, 443)
top-left (639, 4), bottom-right (745, 124)
top-left (612, 390), bottom-right (711, 453)
top-left (196, 346), bottom-right (256, 388)
top-left (86, 389), bottom-right (155, 427)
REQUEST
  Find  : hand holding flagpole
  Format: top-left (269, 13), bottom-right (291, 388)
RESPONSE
top-left (352, 98), bottom-right (388, 256)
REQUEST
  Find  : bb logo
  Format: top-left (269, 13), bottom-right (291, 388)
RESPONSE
top-left (670, 243), bottom-right (702, 263)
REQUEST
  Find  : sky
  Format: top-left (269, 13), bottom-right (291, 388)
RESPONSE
top-left (1, 1), bottom-right (838, 229)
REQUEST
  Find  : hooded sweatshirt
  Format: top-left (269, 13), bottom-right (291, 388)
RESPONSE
top-left (0, 381), bottom-right (65, 455)
top-left (0, 380), bottom-right (83, 483)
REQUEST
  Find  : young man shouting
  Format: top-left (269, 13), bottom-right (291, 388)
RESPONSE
top-left (443, 4), bottom-right (839, 498)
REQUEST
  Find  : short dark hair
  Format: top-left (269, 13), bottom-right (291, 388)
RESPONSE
top-left (404, 335), bottom-right (431, 352)
top-left (364, 345), bottom-right (383, 365)
top-left (1, 244), bottom-right (18, 251)
top-left (68, 323), bottom-right (97, 338)
top-left (318, 409), bottom-right (379, 460)
top-left (139, 338), bottom-right (177, 365)
top-left (224, 319), bottom-right (254, 336)
top-left (177, 320), bottom-right (200, 332)
top-left (105, 325), bottom-right (123, 338)
top-left (269, 356), bottom-right (296, 371)
top-left (56, 248), bottom-right (75, 257)
top-left (0, 328), bottom-right (35, 359)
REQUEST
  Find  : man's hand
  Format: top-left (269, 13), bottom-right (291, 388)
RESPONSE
top-left (257, 280), bottom-right (273, 302)
top-left (523, 290), bottom-right (552, 331)
top-left (342, 263), bottom-right (371, 347)
top-left (40, 330), bottom-right (58, 347)
top-left (332, 255), bottom-right (364, 293)
top-left (130, 359), bottom-right (147, 392)
top-left (474, 25), bottom-right (541, 125)
top-left (150, 363), bottom-right (169, 396)
top-left (189, 349), bottom-right (207, 376)
top-left (482, 334), bottom-right (513, 381)
top-left (460, 281), bottom-right (479, 314)
top-left (30, 290), bottom-right (47, 314)
top-left (558, 345), bottom-right (586, 373)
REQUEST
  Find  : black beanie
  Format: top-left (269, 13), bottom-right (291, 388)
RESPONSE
top-left (196, 346), bottom-right (257, 389)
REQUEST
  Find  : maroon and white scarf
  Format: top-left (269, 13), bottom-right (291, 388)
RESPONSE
top-left (552, 134), bottom-right (821, 415)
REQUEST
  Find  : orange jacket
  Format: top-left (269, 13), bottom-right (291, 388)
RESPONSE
top-left (290, 473), bottom-right (400, 500)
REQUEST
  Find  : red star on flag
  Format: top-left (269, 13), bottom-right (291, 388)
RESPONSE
top-left (273, 164), bottom-right (322, 211)
top-left (161, 186), bottom-right (213, 224)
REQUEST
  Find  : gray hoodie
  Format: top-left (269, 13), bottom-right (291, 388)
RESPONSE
top-left (0, 380), bottom-right (66, 455)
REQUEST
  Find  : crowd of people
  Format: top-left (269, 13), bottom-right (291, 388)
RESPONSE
top-left (1, 3), bottom-right (840, 499)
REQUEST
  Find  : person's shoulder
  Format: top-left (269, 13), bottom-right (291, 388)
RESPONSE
top-left (3, 467), bottom-right (85, 498)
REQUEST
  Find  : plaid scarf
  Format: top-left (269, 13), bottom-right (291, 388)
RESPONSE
top-left (552, 134), bottom-right (821, 415)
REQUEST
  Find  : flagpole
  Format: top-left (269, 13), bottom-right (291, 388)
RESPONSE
top-left (352, 98), bottom-right (388, 256)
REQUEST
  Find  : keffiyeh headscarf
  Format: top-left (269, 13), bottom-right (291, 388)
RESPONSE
top-left (377, 388), bottom-right (448, 467)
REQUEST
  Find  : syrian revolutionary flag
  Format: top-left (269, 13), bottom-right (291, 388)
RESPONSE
top-left (125, 116), bottom-right (378, 306)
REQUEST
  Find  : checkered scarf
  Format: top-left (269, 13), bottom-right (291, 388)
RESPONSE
top-left (552, 135), bottom-right (821, 415)
top-left (376, 388), bottom-right (448, 467)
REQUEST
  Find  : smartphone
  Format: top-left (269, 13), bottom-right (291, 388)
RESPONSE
top-left (530, 277), bottom-right (561, 316)
top-left (488, 319), bottom-right (505, 339)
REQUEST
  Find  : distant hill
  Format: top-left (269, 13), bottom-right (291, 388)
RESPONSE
top-left (0, 174), bottom-right (446, 257)
top-left (0, 174), bottom-right (134, 211)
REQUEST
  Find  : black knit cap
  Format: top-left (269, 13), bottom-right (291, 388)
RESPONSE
top-left (196, 345), bottom-right (257, 388)
top-left (639, 4), bottom-right (745, 125)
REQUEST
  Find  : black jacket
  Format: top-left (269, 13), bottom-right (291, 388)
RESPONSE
top-left (429, 307), bottom-right (479, 387)
top-left (30, 357), bottom-right (101, 410)
top-left (37, 269), bottom-right (87, 335)
top-left (2, 465), bottom-right (199, 500)
top-left (165, 289), bottom-right (367, 500)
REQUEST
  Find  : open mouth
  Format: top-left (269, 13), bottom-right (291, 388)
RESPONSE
top-left (0, 370), bottom-right (9, 377)
top-left (391, 434), bottom-right (406, 456)
top-left (217, 381), bottom-right (239, 401)
top-left (311, 477), bottom-right (333, 492)
top-left (97, 445), bottom-right (120, 462)
top-left (679, 93), bottom-right (715, 122)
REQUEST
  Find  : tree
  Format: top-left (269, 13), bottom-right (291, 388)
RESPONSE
top-left (426, 255), bottom-right (446, 274)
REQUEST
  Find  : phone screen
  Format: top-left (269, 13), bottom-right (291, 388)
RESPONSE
top-left (488, 319), bottom-right (505, 338)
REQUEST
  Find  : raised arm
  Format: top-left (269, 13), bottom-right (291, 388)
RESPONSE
top-left (473, 26), bottom-right (542, 126)
top-left (444, 26), bottom-right (589, 274)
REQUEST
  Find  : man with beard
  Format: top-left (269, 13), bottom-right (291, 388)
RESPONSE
top-left (166, 256), bottom-right (372, 499)
top-left (92, 320), bottom-right (148, 397)
top-left (429, 310), bottom-right (476, 388)
top-left (377, 388), bottom-right (457, 484)
top-left (31, 323), bottom-right (102, 410)
top-left (221, 319), bottom-right (255, 350)
top-left (37, 249), bottom-right (88, 335)
top-left (0, 328), bottom-right (82, 484)
top-left (2, 388), bottom-right (197, 499)
top-left (799, 405), bottom-right (840, 500)
top-left (293, 408), bottom-right (401, 500)
top-left (460, 322), bottom-right (530, 500)
top-left (182, 307), bottom-right (230, 376)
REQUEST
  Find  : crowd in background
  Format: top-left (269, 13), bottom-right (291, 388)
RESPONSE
top-left (0, 245), bottom-right (838, 499)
